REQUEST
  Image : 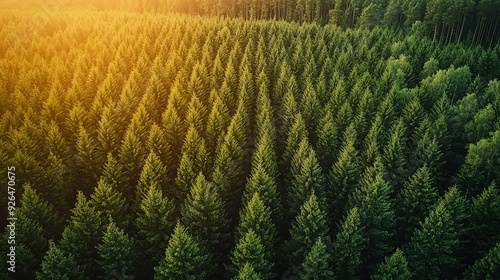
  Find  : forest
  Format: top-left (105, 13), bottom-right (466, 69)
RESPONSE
top-left (0, 0), bottom-right (500, 279)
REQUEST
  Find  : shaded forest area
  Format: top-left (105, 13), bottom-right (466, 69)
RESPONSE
top-left (0, 6), bottom-right (500, 280)
top-left (10, 0), bottom-right (499, 46)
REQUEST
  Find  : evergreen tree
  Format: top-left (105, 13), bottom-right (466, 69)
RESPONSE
top-left (97, 221), bottom-right (135, 279)
top-left (74, 125), bottom-right (101, 195)
top-left (175, 125), bottom-right (210, 202)
top-left (468, 182), bottom-right (500, 260)
top-left (100, 153), bottom-right (129, 197)
top-left (328, 137), bottom-right (362, 223)
top-left (134, 185), bottom-right (175, 278)
top-left (463, 242), bottom-right (500, 280)
top-left (236, 192), bottom-right (277, 262)
top-left (36, 241), bottom-right (84, 280)
top-left (334, 207), bottom-right (365, 280)
top-left (147, 124), bottom-right (173, 172)
top-left (59, 192), bottom-right (103, 279)
top-left (136, 151), bottom-right (168, 207)
top-left (118, 129), bottom-right (147, 195)
top-left (234, 263), bottom-right (262, 280)
top-left (349, 174), bottom-right (396, 276)
top-left (90, 179), bottom-right (129, 229)
top-left (397, 164), bottom-right (439, 243)
top-left (154, 223), bottom-right (212, 280)
top-left (300, 237), bottom-right (334, 280)
top-left (288, 139), bottom-right (326, 217)
top-left (181, 172), bottom-right (230, 267)
top-left (227, 229), bottom-right (272, 279)
top-left (405, 187), bottom-right (469, 279)
top-left (371, 249), bottom-right (412, 280)
top-left (382, 118), bottom-right (407, 189)
top-left (284, 192), bottom-right (329, 267)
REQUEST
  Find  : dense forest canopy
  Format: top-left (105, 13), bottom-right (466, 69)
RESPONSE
top-left (1, 1), bottom-right (500, 280)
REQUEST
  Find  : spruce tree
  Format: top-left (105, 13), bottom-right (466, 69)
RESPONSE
top-left (97, 221), bottom-right (135, 279)
top-left (135, 185), bottom-right (175, 278)
top-left (300, 238), bottom-right (334, 280)
top-left (285, 192), bottom-right (329, 267)
top-left (463, 242), bottom-right (500, 280)
top-left (181, 172), bottom-right (230, 267)
top-left (90, 179), bottom-right (129, 229)
top-left (59, 192), bottom-right (103, 279)
top-left (397, 164), bottom-right (439, 243)
top-left (334, 207), bottom-right (365, 280)
top-left (371, 249), bottom-right (412, 280)
top-left (227, 229), bottom-right (272, 279)
top-left (405, 187), bottom-right (469, 279)
top-left (136, 151), bottom-right (168, 207)
top-left (100, 153), bottom-right (128, 197)
top-left (154, 223), bottom-right (211, 280)
top-left (36, 241), bottom-right (84, 280)
top-left (236, 192), bottom-right (277, 262)
top-left (288, 139), bottom-right (326, 217)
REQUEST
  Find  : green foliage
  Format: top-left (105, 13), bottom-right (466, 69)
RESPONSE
top-left (155, 223), bottom-right (212, 280)
top-left (91, 179), bottom-right (129, 229)
top-left (285, 192), bottom-right (329, 267)
top-left (97, 221), bottom-right (135, 279)
top-left (181, 172), bottom-right (230, 267)
top-left (464, 242), bottom-right (500, 280)
top-left (371, 249), bottom-right (412, 280)
top-left (228, 229), bottom-right (272, 279)
top-left (334, 207), bottom-right (365, 280)
top-left (37, 241), bottom-right (84, 280)
top-left (300, 238), bottom-right (334, 280)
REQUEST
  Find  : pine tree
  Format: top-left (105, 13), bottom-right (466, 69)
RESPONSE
top-left (234, 263), bottom-right (262, 280)
top-left (463, 242), bottom-right (500, 280)
top-left (285, 192), bottom-right (329, 267)
top-left (405, 187), bottom-right (469, 279)
top-left (135, 185), bottom-right (175, 279)
top-left (74, 125), bottom-right (101, 195)
top-left (136, 151), bottom-right (168, 207)
top-left (334, 207), bottom-right (365, 280)
top-left (316, 108), bottom-right (338, 170)
top-left (349, 174), bottom-right (396, 276)
top-left (397, 165), bottom-right (439, 243)
top-left (227, 229), bottom-right (272, 279)
top-left (468, 182), bottom-right (500, 260)
top-left (97, 221), bottom-right (135, 279)
top-left (371, 249), bottom-right (412, 280)
top-left (236, 192), bottom-right (277, 262)
top-left (154, 223), bottom-right (211, 280)
top-left (118, 129), bottom-right (147, 195)
top-left (36, 241), bottom-right (84, 280)
top-left (288, 139), bottom-right (326, 217)
top-left (300, 238), bottom-right (334, 280)
top-left (59, 192), bottom-right (103, 278)
top-left (147, 124), bottom-right (173, 173)
top-left (175, 125), bottom-right (210, 202)
top-left (100, 153), bottom-right (128, 196)
top-left (382, 118), bottom-right (407, 189)
top-left (282, 113), bottom-right (308, 178)
top-left (206, 95), bottom-right (231, 156)
top-left (90, 179), bottom-right (129, 229)
top-left (328, 137), bottom-right (362, 223)
top-left (181, 172), bottom-right (230, 267)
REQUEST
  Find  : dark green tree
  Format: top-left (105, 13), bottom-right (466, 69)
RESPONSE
top-left (371, 248), bottom-right (412, 280)
top-left (90, 179), bottom-right (129, 229)
top-left (227, 229), bottom-right (272, 279)
top-left (154, 223), bottom-right (212, 280)
top-left (36, 241), bottom-right (84, 280)
top-left (135, 185), bottom-right (175, 279)
top-left (300, 237), bottom-right (334, 280)
top-left (234, 262), bottom-right (262, 280)
top-left (181, 172), bottom-right (230, 267)
top-left (284, 192), bottom-right (329, 267)
top-left (334, 207), bottom-right (365, 280)
top-left (59, 192), bottom-right (103, 279)
top-left (396, 164), bottom-right (439, 243)
top-left (463, 242), bottom-right (500, 280)
top-left (97, 221), bottom-right (135, 279)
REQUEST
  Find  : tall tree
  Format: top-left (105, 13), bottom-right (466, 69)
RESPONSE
top-left (135, 185), bottom-right (175, 279)
top-left (97, 221), bottom-right (135, 279)
top-left (90, 179), bottom-right (129, 229)
top-left (284, 192), bottom-right (329, 268)
top-left (36, 241), bottom-right (84, 280)
top-left (463, 242), bottom-right (500, 280)
top-left (155, 223), bottom-right (212, 280)
top-left (334, 207), bottom-right (365, 280)
top-left (181, 172), bottom-right (230, 267)
top-left (300, 237), bottom-right (335, 280)
top-left (227, 229), bottom-right (272, 279)
top-left (371, 248), bottom-right (412, 280)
